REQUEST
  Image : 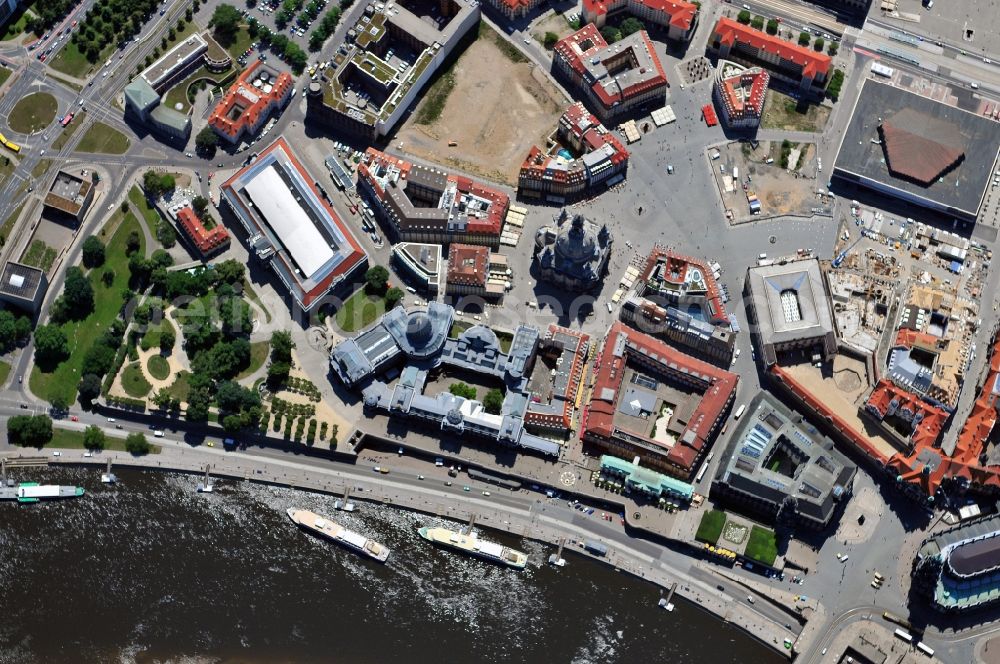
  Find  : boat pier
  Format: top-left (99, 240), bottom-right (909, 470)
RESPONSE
top-left (196, 465), bottom-right (214, 493)
top-left (659, 582), bottom-right (678, 612)
top-left (101, 458), bottom-right (117, 484)
top-left (548, 538), bottom-right (567, 567)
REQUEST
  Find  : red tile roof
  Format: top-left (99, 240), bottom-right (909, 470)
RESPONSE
top-left (584, 322), bottom-right (738, 473)
top-left (176, 206), bottom-right (230, 256)
top-left (525, 325), bottom-right (591, 430)
top-left (583, 0), bottom-right (698, 30)
top-left (712, 17), bottom-right (831, 80)
top-left (717, 67), bottom-right (769, 119)
top-left (447, 243), bottom-right (490, 287)
top-left (864, 379), bottom-right (948, 450)
top-left (553, 26), bottom-right (667, 109)
top-left (208, 60), bottom-right (293, 142)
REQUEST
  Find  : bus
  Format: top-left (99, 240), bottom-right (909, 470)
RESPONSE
top-left (916, 642), bottom-right (934, 657)
top-left (733, 404), bottom-right (747, 420)
top-left (60, 112), bottom-right (74, 127)
top-left (695, 452), bottom-right (714, 483)
top-left (894, 628), bottom-right (913, 643)
top-left (883, 611), bottom-right (913, 630)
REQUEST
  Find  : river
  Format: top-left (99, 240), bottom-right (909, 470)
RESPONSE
top-left (0, 467), bottom-right (784, 663)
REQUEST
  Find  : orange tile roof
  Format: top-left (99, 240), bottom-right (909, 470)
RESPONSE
top-left (864, 379), bottom-right (948, 450)
top-left (447, 243), bottom-right (490, 287)
top-left (712, 17), bottom-right (831, 80)
top-left (208, 60), bottom-right (293, 142)
top-left (718, 67), bottom-right (769, 118)
top-left (583, 322), bottom-right (738, 473)
top-left (639, 245), bottom-right (729, 324)
top-left (583, 0), bottom-right (698, 30)
top-left (176, 206), bottom-right (230, 256)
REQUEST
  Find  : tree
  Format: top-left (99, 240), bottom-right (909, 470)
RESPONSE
top-left (53, 267), bottom-right (94, 321)
top-left (223, 413), bottom-right (244, 432)
top-left (483, 388), bottom-right (504, 415)
top-left (271, 330), bottom-right (294, 363)
top-left (126, 229), bottom-right (142, 255)
top-left (49, 395), bottom-right (69, 412)
top-left (826, 68), bottom-right (845, 102)
top-left (448, 382), bottom-right (477, 400)
top-left (192, 195), bottom-right (210, 217)
top-left (385, 287), bottom-right (404, 310)
top-left (599, 26), bottom-right (621, 44)
top-left (196, 126), bottom-right (219, 156)
top-left (798, 31), bottom-right (810, 46)
top-left (737, 10), bottom-right (751, 24)
top-left (216, 380), bottom-right (257, 413)
top-left (214, 260), bottom-right (245, 284)
top-left (102, 269), bottom-right (115, 286)
top-left (78, 373), bottom-right (103, 404)
top-left (543, 31), bottom-right (558, 49)
top-left (766, 18), bottom-right (779, 35)
top-left (34, 324), bottom-right (70, 369)
top-left (82, 236), bottom-right (106, 268)
top-left (125, 431), bottom-right (152, 454)
top-left (750, 15), bottom-right (764, 30)
top-left (210, 4), bottom-right (242, 44)
top-left (364, 265), bottom-right (389, 295)
top-left (83, 425), bottom-right (107, 450)
top-left (157, 221), bottom-right (177, 248)
top-left (814, 37), bottom-right (824, 52)
top-left (267, 361), bottom-right (290, 387)
top-left (620, 17), bottom-right (645, 37)
top-left (7, 415), bottom-right (53, 447)
top-left (186, 386), bottom-right (212, 421)
top-left (828, 42), bottom-right (838, 56)
top-left (160, 327), bottom-right (176, 353)
top-left (143, 171), bottom-right (175, 198)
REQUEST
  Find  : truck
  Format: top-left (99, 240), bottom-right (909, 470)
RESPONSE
top-left (583, 540), bottom-right (608, 557)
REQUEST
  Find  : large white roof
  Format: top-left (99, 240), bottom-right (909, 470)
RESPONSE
top-left (244, 165), bottom-right (334, 278)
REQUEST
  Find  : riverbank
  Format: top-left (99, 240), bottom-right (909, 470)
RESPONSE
top-left (1, 444), bottom-right (799, 658)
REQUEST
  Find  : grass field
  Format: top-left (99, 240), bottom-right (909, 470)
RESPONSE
top-left (0, 359), bottom-right (11, 386)
top-left (414, 58), bottom-right (457, 125)
top-left (20, 239), bottom-right (56, 272)
top-left (48, 38), bottom-right (112, 79)
top-left (146, 354), bottom-right (170, 381)
top-left (219, 26), bottom-right (253, 59)
top-left (50, 111), bottom-right (87, 150)
top-left (30, 213), bottom-right (144, 405)
top-left (128, 185), bottom-right (162, 240)
top-left (8, 92), bottom-right (57, 134)
top-left (30, 158), bottom-right (51, 180)
top-left (695, 509), bottom-right (726, 545)
top-left (235, 340), bottom-right (269, 381)
top-left (745, 525), bottom-right (779, 566)
top-left (162, 64), bottom-right (221, 113)
top-left (48, 427), bottom-right (161, 453)
top-left (121, 361), bottom-right (152, 397)
top-left (0, 66), bottom-right (11, 87)
top-left (335, 289), bottom-right (388, 333)
top-left (76, 122), bottom-right (131, 154)
top-left (140, 318), bottom-right (175, 352)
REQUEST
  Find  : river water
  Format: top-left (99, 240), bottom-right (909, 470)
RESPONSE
top-left (0, 468), bottom-right (784, 664)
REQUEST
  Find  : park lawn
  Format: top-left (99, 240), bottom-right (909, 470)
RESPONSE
top-left (696, 509), bottom-right (726, 545)
top-left (8, 92), bottom-right (57, 134)
top-left (335, 289), bottom-right (387, 333)
top-left (140, 317), bottom-right (176, 351)
top-left (0, 66), bottom-right (11, 87)
top-left (242, 279), bottom-right (272, 323)
top-left (0, 359), bottom-right (10, 385)
top-left (147, 354), bottom-right (170, 380)
top-left (235, 340), bottom-right (269, 381)
top-left (50, 111), bottom-right (87, 150)
top-left (121, 362), bottom-right (152, 397)
top-left (48, 427), bottom-right (161, 453)
top-left (221, 26), bottom-right (253, 59)
top-left (165, 370), bottom-right (191, 402)
top-left (77, 122), bottom-right (131, 154)
top-left (49, 39), bottom-right (104, 78)
top-left (30, 213), bottom-right (144, 406)
top-left (162, 64), bottom-right (220, 113)
top-left (744, 525), bottom-right (779, 567)
top-left (128, 185), bottom-right (162, 240)
top-left (0, 200), bottom-right (25, 244)
top-left (1, 4), bottom-right (34, 41)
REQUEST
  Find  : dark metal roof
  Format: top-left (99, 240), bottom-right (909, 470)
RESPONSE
top-left (950, 536), bottom-right (1000, 576)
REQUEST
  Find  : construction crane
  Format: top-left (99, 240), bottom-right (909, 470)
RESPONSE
top-left (833, 237), bottom-right (864, 268)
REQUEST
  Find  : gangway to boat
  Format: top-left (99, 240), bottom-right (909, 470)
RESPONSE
top-left (197, 465), bottom-right (214, 493)
top-left (101, 458), bottom-right (117, 484)
top-left (548, 538), bottom-right (567, 567)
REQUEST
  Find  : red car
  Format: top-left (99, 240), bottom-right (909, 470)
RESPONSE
top-left (349, 205), bottom-right (358, 215)
top-left (70, 415), bottom-right (79, 422)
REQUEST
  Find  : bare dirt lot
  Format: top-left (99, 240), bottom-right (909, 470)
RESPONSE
top-left (394, 34), bottom-right (566, 186)
top-left (711, 140), bottom-right (828, 223)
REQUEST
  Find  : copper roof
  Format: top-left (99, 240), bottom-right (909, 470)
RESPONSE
top-left (880, 108), bottom-right (966, 186)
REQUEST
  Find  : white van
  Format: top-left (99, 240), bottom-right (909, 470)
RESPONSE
top-left (153, 430), bottom-right (164, 438)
